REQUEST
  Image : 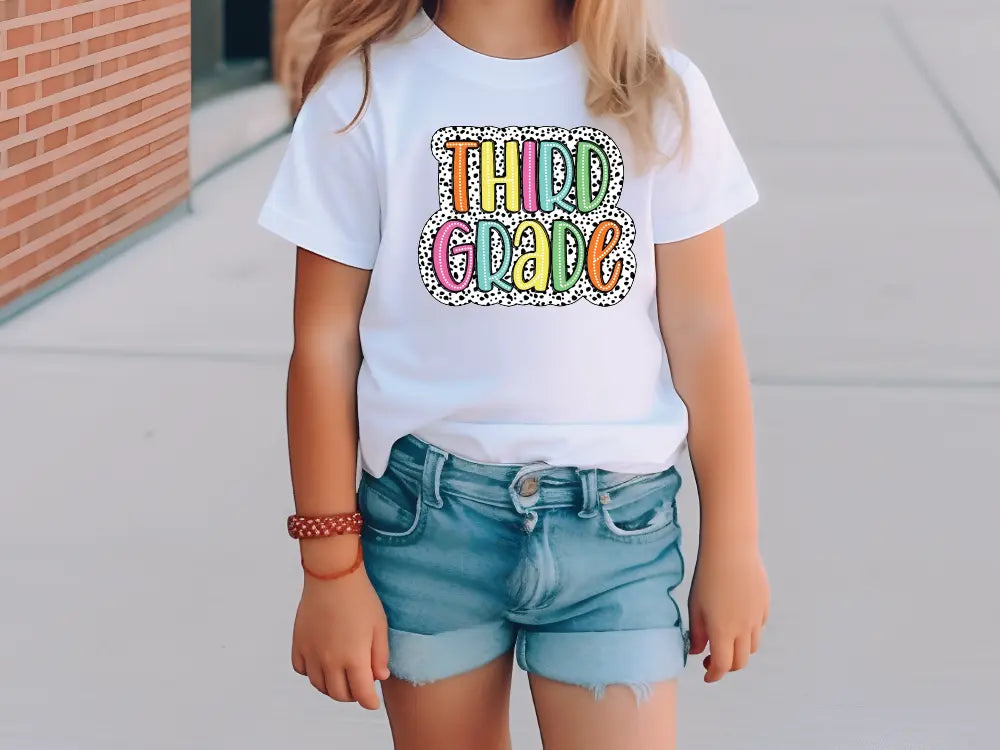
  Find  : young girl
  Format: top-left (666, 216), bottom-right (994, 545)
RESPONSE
top-left (259, 1), bottom-right (769, 747)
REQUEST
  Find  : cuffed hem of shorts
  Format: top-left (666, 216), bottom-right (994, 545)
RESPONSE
top-left (387, 622), bottom-right (517, 685)
top-left (515, 627), bottom-right (688, 703)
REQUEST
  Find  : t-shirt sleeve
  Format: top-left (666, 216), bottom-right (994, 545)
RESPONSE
top-left (651, 53), bottom-right (759, 244)
top-left (257, 75), bottom-right (380, 269)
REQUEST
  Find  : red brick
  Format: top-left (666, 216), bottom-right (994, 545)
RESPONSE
top-left (0, 173), bottom-right (27, 201)
top-left (43, 179), bottom-right (72, 205)
top-left (0, 57), bottom-right (18, 81)
top-left (55, 96), bottom-right (80, 116)
top-left (0, 117), bottom-right (19, 139)
top-left (7, 82), bottom-right (37, 107)
top-left (25, 212), bottom-right (59, 243)
top-left (44, 127), bottom-right (69, 151)
top-left (57, 42), bottom-right (82, 64)
top-left (62, 199), bottom-right (86, 222)
top-left (40, 73), bottom-right (70, 97)
top-left (23, 161), bottom-right (52, 187)
top-left (74, 111), bottom-right (104, 137)
top-left (25, 50), bottom-right (54, 73)
top-left (72, 12), bottom-right (95, 32)
top-left (8, 140), bottom-right (38, 167)
top-left (0, 232), bottom-right (20, 256)
top-left (88, 33), bottom-right (111, 53)
top-left (40, 19), bottom-right (67, 41)
top-left (7, 195), bottom-right (37, 223)
top-left (6, 25), bottom-right (35, 48)
top-left (72, 65), bottom-right (95, 85)
top-left (26, 0), bottom-right (53, 12)
top-left (1, 0), bottom-right (21, 21)
top-left (26, 105), bottom-right (52, 129)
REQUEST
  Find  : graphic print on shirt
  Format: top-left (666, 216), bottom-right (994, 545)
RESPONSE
top-left (418, 126), bottom-right (636, 307)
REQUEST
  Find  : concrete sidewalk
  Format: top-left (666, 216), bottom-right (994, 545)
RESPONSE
top-left (2, 1), bottom-right (999, 748)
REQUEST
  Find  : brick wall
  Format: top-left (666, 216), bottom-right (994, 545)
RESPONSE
top-left (0, 0), bottom-right (191, 309)
top-left (271, 0), bottom-right (309, 114)
top-left (272, 0), bottom-right (307, 78)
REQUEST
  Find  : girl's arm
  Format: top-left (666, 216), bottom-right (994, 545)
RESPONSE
top-left (288, 247), bottom-right (367, 548)
top-left (287, 248), bottom-right (389, 709)
top-left (655, 226), bottom-right (769, 683)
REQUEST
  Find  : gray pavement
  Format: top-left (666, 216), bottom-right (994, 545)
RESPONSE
top-left (2, 1), bottom-right (999, 748)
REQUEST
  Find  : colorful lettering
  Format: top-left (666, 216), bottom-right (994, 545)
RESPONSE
top-left (480, 140), bottom-right (521, 213)
top-left (432, 219), bottom-right (474, 292)
top-left (576, 140), bottom-right (610, 213)
top-left (419, 126), bottom-right (636, 307)
top-left (476, 220), bottom-right (513, 292)
top-left (445, 140), bottom-right (478, 214)
top-left (522, 140), bottom-right (539, 213)
top-left (551, 219), bottom-right (586, 292)
top-left (587, 220), bottom-right (623, 292)
top-left (512, 220), bottom-right (551, 292)
top-left (538, 140), bottom-right (575, 213)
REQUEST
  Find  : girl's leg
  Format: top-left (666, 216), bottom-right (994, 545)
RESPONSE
top-left (380, 650), bottom-right (516, 750)
top-left (528, 675), bottom-right (677, 750)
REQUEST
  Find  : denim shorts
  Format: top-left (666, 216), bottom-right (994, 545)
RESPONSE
top-left (359, 434), bottom-right (689, 701)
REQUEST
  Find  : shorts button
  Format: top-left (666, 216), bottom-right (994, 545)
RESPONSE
top-left (519, 476), bottom-right (539, 497)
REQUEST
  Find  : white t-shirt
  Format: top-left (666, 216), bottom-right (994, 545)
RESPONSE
top-left (258, 11), bottom-right (758, 478)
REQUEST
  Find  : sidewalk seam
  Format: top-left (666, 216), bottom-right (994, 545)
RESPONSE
top-left (0, 345), bottom-right (286, 365)
top-left (1, 344), bottom-right (998, 388)
top-left (884, 6), bottom-right (1000, 197)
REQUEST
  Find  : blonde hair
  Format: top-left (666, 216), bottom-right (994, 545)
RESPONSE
top-left (278, 0), bottom-right (689, 161)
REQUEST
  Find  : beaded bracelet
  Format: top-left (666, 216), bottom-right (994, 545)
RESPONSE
top-left (287, 512), bottom-right (364, 539)
top-left (289, 512), bottom-right (365, 581)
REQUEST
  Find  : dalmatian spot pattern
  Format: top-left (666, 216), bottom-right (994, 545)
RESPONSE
top-left (417, 125), bottom-right (637, 307)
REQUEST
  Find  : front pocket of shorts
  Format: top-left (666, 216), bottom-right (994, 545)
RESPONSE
top-left (599, 468), bottom-right (681, 543)
top-left (358, 471), bottom-right (426, 545)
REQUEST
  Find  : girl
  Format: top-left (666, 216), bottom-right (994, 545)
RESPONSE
top-left (260, 1), bottom-right (769, 747)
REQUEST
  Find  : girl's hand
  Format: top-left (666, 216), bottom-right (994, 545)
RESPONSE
top-left (291, 540), bottom-right (390, 709)
top-left (687, 542), bottom-right (769, 683)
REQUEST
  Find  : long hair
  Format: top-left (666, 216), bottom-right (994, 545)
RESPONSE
top-left (278, 0), bottom-right (689, 161)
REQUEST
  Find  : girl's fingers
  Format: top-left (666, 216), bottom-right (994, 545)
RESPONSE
top-left (371, 624), bottom-right (391, 681)
top-left (292, 648), bottom-right (307, 676)
top-left (347, 665), bottom-right (380, 710)
top-left (750, 625), bottom-right (761, 655)
top-left (324, 667), bottom-right (353, 702)
top-left (705, 634), bottom-right (733, 682)
top-left (731, 635), bottom-right (750, 672)
top-left (688, 608), bottom-right (708, 655)
top-left (306, 661), bottom-right (327, 696)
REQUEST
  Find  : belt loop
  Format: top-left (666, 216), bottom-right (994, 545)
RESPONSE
top-left (577, 468), bottom-right (599, 518)
top-left (421, 444), bottom-right (447, 508)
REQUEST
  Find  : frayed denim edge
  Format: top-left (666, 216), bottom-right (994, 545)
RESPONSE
top-left (590, 681), bottom-right (656, 706)
top-left (392, 671), bottom-right (656, 707)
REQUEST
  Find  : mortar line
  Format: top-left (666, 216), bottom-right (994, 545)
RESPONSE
top-left (884, 6), bottom-right (1000, 197)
